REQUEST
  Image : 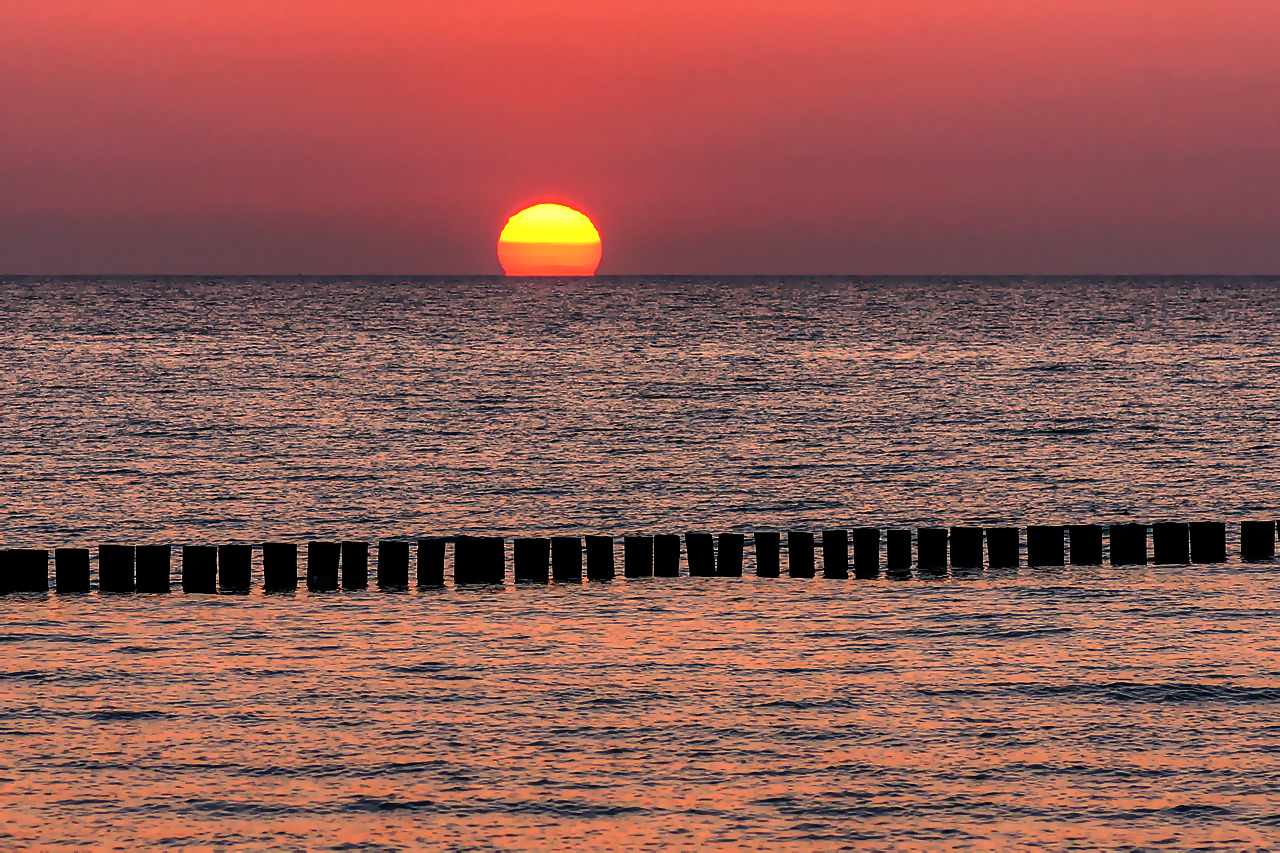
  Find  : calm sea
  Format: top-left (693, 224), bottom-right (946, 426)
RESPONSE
top-left (2, 276), bottom-right (1280, 849)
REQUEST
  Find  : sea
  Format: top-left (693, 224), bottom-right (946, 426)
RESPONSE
top-left (2, 275), bottom-right (1279, 849)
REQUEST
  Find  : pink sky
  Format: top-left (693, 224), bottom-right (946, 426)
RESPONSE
top-left (2, 0), bottom-right (1278, 274)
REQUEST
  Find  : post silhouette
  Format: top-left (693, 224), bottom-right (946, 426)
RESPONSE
top-left (987, 528), bottom-right (1019, 569)
top-left (1240, 521), bottom-right (1276, 562)
top-left (1109, 524), bottom-right (1147, 566)
top-left (852, 528), bottom-right (880, 579)
top-left (886, 529), bottom-right (911, 576)
top-left (585, 536), bottom-right (614, 581)
top-left (787, 531), bottom-right (814, 578)
top-left (686, 533), bottom-right (715, 577)
top-left (416, 538), bottom-right (446, 587)
top-left (754, 532), bottom-right (780, 577)
top-left (822, 529), bottom-right (848, 579)
top-left (455, 537), bottom-right (504, 585)
top-left (99, 544), bottom-right (135, 593)
top-left (1027, 525), bottom-right (1065, 567)
top-left (949, 527), bottom-right (983, 569)
top-left (218, 545), bottom-right (252, 593)
top-left (261, 542), bottom-right (298, 592)
top-left (552, 536), bottom-right (583, 582)
top-left (341, 541), bottom-right (369, 590)
top-left (718, 533), bottom-right (744, 577)
top-left (623, 536), bottom-right (653, 578)
top-left (181, 545), bottom-right (217, 594)
top-left (55, 548), bottom-right (90, 593)
top-left (1189, 522), bottom-right (1226, 564)
top-left (917, 528), bottom-right (947, 574)
top-left (308, 542), bottom-right (340, 591)
top-left (1069, 525), bottom-right (1104, 565)
top-left (5, 549), bottom-right (49, 593)
top-left (514, 538), bottom-right (551, 583)
top-left (1152, 522), bottom-right (1189, 564)
top-left (377, 540), bottom-right (410, 588)
top-left (653, 534), bottom-right (680, 577)
top-left (135, 545), bottom-right (170, 594)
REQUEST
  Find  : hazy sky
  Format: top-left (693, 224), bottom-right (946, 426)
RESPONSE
top-left (3, 0), bottom-right (1278, 274)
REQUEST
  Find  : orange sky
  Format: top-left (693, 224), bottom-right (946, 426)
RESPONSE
top-left (2, 0), bottom-right (1278, 273)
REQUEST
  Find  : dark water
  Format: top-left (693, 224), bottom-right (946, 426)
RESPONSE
top-left (3, 276), bottom-right (1280, 849)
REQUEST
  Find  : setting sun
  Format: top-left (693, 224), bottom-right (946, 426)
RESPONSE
top-left (497, 203), bottom-right (602, 276)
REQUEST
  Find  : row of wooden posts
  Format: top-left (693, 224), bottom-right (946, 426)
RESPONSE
top-left (1, 521), bottom-right (1276, 594)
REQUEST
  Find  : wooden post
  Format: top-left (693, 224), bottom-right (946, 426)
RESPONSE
top-left (551, 537), bottom-right (583, 582)
top-left (1026, 525), bottom-right (1065, 567)
top-left (917, 528), bottom-right (947, 574)
top-left (1109, 524), bottom-right (1147, 566)
top-left (653, 535), bottom-right (680, 577)
top-left (455, 537), bottom-right (504, 585)
top-left (218, 545), bottom-right (252, 593)
top-left (787, 531), bottom-right (814, 578)
top-left (852, 528), bottom-right (879, 579)
top-left (377, 541), bottom-right (410, 589)
top-left (181, 545), bottom-right (217, 594)
top-left (987, 527), bottom-right (1019, 569)
top-left (949, 527), bottom-right (983, 569)
top-left (135, 545), bottom-right (170, 594)
top-left (308, 542), bottom-right (340, 591)
top-left (1240, 521), bottom-right (1276, 562)
top-left (416, 538), bottom-right (445, 587)
top-left (1151, 522), bottom-right (1189, 565)
top-left (585, 536), bottom-right (614, 581)
top-left (6, 549), bottom-right (49, 593)
top-left (886, 529), bottom-right (911, 575)
top-left (718, 533), bottom-right (744, 577)
top-left (55, 548), bottom-right (90, 593)
top-left (686, 533), bottom-right (715, 577)
top-left (514, 538), bottom-right (551, 583)
top-left (821, 529), bottom-right (848, 579)
top-left (1069, 525), bottom-right (1103, 565)
top-left (341, 541), bottom-right (368, 590)
top-left (1189, 522), bottom-right (1226, 564)
top-left (623, 536), bottom-right (653, 578)
top-left (754, 532), bottom-right (780, 577)
top-left (261, 542), bottom-right (298, 592)
top-left (99, 544), bottom-right (135, 593)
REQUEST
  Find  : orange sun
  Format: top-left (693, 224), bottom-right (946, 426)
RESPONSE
top-left (497, 203), bottom-right (602, 276)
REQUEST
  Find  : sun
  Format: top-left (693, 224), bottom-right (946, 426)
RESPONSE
top-left (497, 203), bottom-right (602, 276)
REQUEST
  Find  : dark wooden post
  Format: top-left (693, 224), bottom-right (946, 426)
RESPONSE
top-left (1069, 525), bottom-right (1103, 565)
top-left (917, 528), bottom-right (947, 574)
top-left (1151, 522), bottom-right (1189, 564)
top-left (886, 529), bottom-right (911, 575)
top-left (585, 536), bottom-right (613, 581)
top-left (852, 528), bottom-right (879, 579)
top-left (99, 544), bottom-right (136, 593)
top-left (181, 545), bottom-right (217, 594)
top-left (1189, 522), bottom-right (1226, 564)
top-left (949, 527), bottom-right (983, 569)
top-left (754, 532), bottom-right (780, 577)
top-left (987, 527), bottom-right (1019, 568)
top-left (135, 545), bottom-right (170, 594)
top-left (1026, 525), bottom-right (1065, 567)
top-left (261, 542), bottom-right (298, 592)
top-left (686, 533), bottom-right (715, 577)
top-left (653, 535), bottom-right (680, 577)
top-left (552, 537), bottom-right (583, 582)
top-left (416, 538), bottom-right (445, 587)
top-left (55, 548), bottom-right (90, 593)
top-left (1240, 521), bottom-right (1276, 562)
top-left (6, 549), bottom-right (49, 593)
top-left (514, 538), bottom-right (551, 583)
top-left (218, 545), bottom-right (252, 593)
top-left (308, 542), bottom-right (340, 591)
top-left (377, 541), bottom-right (410, 589)
top-left (455, 537), bottom-right (505, 585)
top-left (718, 533), bottom-right (744, 577)
top-left (822, 529), bottom-right (848, 579)
top-left (341, 541), bottom-right (368, 589)
top-left (787, 531), bottom-right (814, 578)
top-left (623, 536), bottom-right (653, 578)
top-left (1109, 524), bottom-right (1147, 566)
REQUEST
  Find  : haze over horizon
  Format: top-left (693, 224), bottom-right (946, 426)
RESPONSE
top-left (3, 0), bottom-right (1278, 275)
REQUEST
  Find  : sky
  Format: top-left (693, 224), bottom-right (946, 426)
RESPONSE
top-left (2, 0), bottom-right (1278, 274)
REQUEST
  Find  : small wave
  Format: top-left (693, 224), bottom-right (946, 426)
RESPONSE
top-left (88, 709), bottom-right (170, 721)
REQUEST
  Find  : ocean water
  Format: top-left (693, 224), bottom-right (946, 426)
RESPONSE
top-left (2, 276), bottom-right (1280, 849)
